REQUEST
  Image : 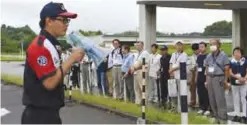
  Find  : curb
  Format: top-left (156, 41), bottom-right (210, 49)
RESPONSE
top-left (67, 95), bottom-right (163, 124)
top-left (1, 80), bottom-right (164, 124)
top-left (1, 80), bottom-right (22, 87)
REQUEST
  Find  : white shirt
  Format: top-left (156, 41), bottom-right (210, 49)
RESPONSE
top-left (108, 47), bottom-right (123, 67)
top-left (149, 53), bottom-right (161, 78)
top-left (135, 50), bottom-right (150, 64)
top-left (61, 53), bottom-right (66, 62)
top-left (82, 54), bottom-right (90, 62)
top-left (61, 51), bottom-right (70, 62)
top-left (170, 52), bottom-right (188, 79)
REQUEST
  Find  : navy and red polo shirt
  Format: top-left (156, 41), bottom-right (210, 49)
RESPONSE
top-left (22, 30), bottom-right (64, 108)
top-left (230, 57), bottom-right (247, 86)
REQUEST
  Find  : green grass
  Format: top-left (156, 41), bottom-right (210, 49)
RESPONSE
top-left (0, 56), bottom-right (25, 61)
top-left (65, 90), bottom-right (213, 124)
top-left (1, 73), bottom-right (215, 124)
top-left (1, 52), bottom-right (25, 55)
top-left (1, 74), bottom-right (23, 86)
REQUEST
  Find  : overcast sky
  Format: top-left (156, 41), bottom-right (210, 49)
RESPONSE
top-left (1, 0), bottom-right (232, 34)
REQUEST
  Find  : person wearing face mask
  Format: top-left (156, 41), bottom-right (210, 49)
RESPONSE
top-left (229, 47), bottom-right (247, 123)
top-left (204, 39), bottom-right (230, 124)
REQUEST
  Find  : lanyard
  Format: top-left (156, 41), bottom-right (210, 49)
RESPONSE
top-left (151, 53), bottom-right (157, 64)
top-left (175, 52), bottom-right (182, 63)
top-left (212, 51), bottom-right (220, 65)
top-left (113, 48), bottom-right (119, 58)
top-left (137, 50), bottom-right (144, 60)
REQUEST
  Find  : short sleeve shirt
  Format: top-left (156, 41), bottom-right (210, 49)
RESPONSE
top-left (135, 50), bottom-right (150, 64)
top-left (204, 51), bottom-right (230, 76)
top-left (230, 57), bottom-right (247, 85)
top-left (26, 35), bottom-right (61, 81)
top-left (196, 53), bottom-right (207, 82)
top-left (23, 30), bottom-right (64, 108)
top-left (196, 54), bottom-right (207, 74)
top-left (149, 53), bottom-right (161, 78)
top-left (169, 52), bottom-right (188, 79)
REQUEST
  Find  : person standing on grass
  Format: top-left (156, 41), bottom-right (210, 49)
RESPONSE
top-left (148, 44), bottom-right (161, 104)
top-left (159, 45), bottom-right (171, 109)
top-left (130, 41), bottom-right (150, 105)
top-left (196, 42), bottom-right (210, 116)
top-left (169, 41), bottom-right (188, 112)
top-left (106, 54), bottom-right (113, 96)
top-left (81, 55), bottom-right (92, 93)
top-left (121, 45), bottom-right (135, 102)
top-left (108, 39), bottom-right (124, 99)
top-left (96, 61), bottom-right (108, 96)
top-left (188, 43), bottom-right (200, 107)
top-left (22, 2), bottom-right (84, 124)
top-left (204, 39), bottom-right (230, 124)
top-left (229, 47), bottom-right (247, 123)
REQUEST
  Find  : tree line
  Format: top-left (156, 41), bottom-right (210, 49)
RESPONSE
top-left (1, 20), bottom-right (232, 53)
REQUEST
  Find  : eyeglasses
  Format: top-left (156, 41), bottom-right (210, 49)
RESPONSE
top-left (54, 18), bottom-right (70, 24)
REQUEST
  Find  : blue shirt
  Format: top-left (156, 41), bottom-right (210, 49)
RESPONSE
top-left (121, 53), bottom-right (134, 73)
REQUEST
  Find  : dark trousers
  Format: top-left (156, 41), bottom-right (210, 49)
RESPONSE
top-left (197, 79), bottom-right (209, 111)
top-left (71, 65), bottom-right (80, 88)
top-left (124, 74), bottom-right (135, 102)
top-left (97, 71), bottom-right (108, 95)
top-left (160, 76), bottom-right (168, 105)
top-left (21, 106), bottom-right (61, 124)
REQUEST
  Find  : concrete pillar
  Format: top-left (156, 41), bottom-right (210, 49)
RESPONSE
top-left (139, 4), bottom-right (156, 52)
top-left (232, 9), bottom-right (247, 55)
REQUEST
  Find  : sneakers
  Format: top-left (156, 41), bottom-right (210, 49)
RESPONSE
top-left (203, 110), bottom-right (210, 116)
top-left (197, 110), bottom-right (204, 114)
top-left (153, 98), bottom-right (158, 103)
top-left (240, 116), bottom-right (247, 124)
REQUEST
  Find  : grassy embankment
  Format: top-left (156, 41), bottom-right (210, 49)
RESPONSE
top-left (1, 73), bottom-right (215, 124)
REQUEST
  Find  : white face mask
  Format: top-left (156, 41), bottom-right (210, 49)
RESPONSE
top-left (210, 45), bottom-right (217, 52)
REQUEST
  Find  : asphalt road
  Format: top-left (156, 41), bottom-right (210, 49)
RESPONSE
top-left (1, 62), bottom-right (135, 124)
top-left (1, 61), bottom-right (235, 123)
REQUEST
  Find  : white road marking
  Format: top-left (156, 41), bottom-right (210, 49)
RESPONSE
top-left (1, 108), bottom-right (11, 117)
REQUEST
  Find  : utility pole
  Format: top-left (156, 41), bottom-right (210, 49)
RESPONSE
top-left (136, 27), bottom-right (139, 42)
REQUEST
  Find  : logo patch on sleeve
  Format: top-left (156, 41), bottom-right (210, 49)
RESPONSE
top-left (37, 56), bottom-right (48, 66)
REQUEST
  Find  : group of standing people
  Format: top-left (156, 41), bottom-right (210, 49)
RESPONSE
top-left (99, 39), bottom-right (247, 124)
top-left (60, 38), bottom-right (247, 124)
top-left (188, 39), bottom-right (247, 124)
top-left (20, 2), bottom-right (247, 124)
